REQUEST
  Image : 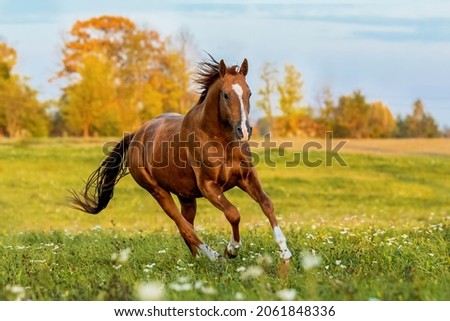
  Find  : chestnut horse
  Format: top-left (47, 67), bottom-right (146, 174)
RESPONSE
top-left (70, 56), bottom-right (292, 262)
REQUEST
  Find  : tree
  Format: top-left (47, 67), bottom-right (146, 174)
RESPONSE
top-left (57, 15), bottom-right (195, 136)
top-left (0, 41), bottom-right (48, 137)
top-left (0, 42), bottom-right (17, 79)
top-left (163, 28), bottom-right (198, 114)
top-left (62, 55), bottom-right (118, 137)
top-left (334, 90), bottom-right (370, 138)
top-left (278, 64), bottom-right (304, 117)
top-left (59, 16), bottom-right (137, 78)
top-left (276, 64), bottom-right (308, 136)
top-left (401, 99), bottom-right (440, 137)
top-left (367, 101), bottom-right (396, 138)
top-left (256, 62), bottom-right (278, 125)
top-left (316, 86), bottom-right (336, 133)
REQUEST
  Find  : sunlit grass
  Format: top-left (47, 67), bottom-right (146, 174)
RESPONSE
top-left (0, 139), bottom-right (449, 300)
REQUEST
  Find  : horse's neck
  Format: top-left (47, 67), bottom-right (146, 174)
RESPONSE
top-left (198, 87), bottom-right (228, 140)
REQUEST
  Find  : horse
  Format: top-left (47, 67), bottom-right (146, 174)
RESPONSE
top-left (70, 56), bottom-right (292, 263)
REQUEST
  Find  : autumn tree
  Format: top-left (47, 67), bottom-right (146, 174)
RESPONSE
top-left (57, 16), bottom-right (194, 136)
top-left (316, 86), bottom-right (336, 133)
top-left (0, 41), bottom-right (48, 137)
top-left (61, 55), bottom-right (118, 137)
top-left (0, 42), bottom-right (16, 79)
top-left (367, 101), bottom-right (396, 138)
top-left (162, 29), bottom-right (198, 114)
top-left (276, 64), bottom-right (311, 136)
top-left (257, 62), bottom-right (277, 124)
top-left (278, 64), bottom-right (304, 117)
top-left (397, 99), bottom-right (441, 137)
top-left (333, 90), bottom-right (370, 138)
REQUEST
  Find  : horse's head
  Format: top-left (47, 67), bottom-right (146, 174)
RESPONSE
top-left (217, 59), bottom-right (252, 141)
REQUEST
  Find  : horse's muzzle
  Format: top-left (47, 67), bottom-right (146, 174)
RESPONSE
top-left (235, 123), bottom-right (252, 141)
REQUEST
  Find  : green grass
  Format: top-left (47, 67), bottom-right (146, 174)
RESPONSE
top-left (0, 139), bottom-right (449, 300)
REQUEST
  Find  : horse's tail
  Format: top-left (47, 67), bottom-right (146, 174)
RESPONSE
top-left (69, 133), bottom-right (135, 214)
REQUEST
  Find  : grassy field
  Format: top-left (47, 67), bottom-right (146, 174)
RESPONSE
top-left (0, 138), bottom-right (449, 300)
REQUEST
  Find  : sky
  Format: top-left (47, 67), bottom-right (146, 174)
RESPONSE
top-left (1, 0), bottom-right (449, 127)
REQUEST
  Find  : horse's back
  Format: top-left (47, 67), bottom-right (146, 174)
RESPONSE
top-left (128, 113), bottom-right (202, 198)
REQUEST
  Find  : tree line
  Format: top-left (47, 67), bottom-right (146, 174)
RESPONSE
top-left (0, 15), bottom-right (446, 138)
top-left (255, 62), bottom-right (442, 138)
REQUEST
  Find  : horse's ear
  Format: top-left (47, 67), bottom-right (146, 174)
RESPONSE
top-left (219, 59), bottom-right (227, 77)
top-left (240, 58), bottom-right (248, 76)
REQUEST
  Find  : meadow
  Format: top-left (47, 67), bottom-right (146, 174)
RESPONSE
top-left (0, 138), bottom-right (448, 301)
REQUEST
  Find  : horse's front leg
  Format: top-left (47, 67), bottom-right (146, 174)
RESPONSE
top-left (198, 180), bottom-right (242, 258)
top-left (239, 170), bottom-right (292, 262)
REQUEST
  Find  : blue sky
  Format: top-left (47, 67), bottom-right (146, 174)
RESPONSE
top-left (1, 0), bottom-right (449, 127)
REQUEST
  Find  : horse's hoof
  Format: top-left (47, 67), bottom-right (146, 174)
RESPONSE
top-left (224, 247), bottom-right (238, 259)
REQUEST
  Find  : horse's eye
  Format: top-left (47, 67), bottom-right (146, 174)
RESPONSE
top-left (223, 92), bottom-right (229, 100)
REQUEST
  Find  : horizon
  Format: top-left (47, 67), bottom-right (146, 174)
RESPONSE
top-left (1, 0), bottom-right (449, 128)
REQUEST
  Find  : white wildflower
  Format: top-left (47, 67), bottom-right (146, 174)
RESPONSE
top-left (235, 292), bottom-right (245, 300)
top-left (113, 264), bottom-right (122, 270)
top-left (236, 266), bottom-right (246, 273)
top-left (301, 251), bottom-right (322, 270)
top-left (157, 249), bottom-right (166, 254)
top-left (240, 266), bottom-right (263, 280)
top-left (29, 259), bottom-right (46, 263)
top-left (194, 280), bottom-right (204, 290)
top-left (276, 289), bottom-right (297, 301)
top-left (257, 254), bottom-right (273, 265)
top-left (135, 281), bottom-right (165, 300)
top-left (143, 262), bottom-right (155, 273)
top-left (119, 248), bottom-right (131, 263)
top-left (5, 285), bottom-right (26, 301)
top-left (169, 283), bottom-right (193, 292)
top-left (201, 286), bottom-right (218, 295)
top-left (335, 260), bottom-right (342, 266)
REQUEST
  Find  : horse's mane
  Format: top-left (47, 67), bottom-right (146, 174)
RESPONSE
top-left (195, 53), bottom-right (239, 105)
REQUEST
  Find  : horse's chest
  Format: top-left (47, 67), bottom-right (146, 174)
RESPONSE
top-left (217, 165), bottom-right (242, 189)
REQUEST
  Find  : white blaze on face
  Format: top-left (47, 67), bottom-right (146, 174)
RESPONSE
top-left (231, 83), bottom-right (249, 141)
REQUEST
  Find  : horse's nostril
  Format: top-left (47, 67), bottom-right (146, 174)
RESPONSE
top-left (236, 127), bottom-right (244, 139)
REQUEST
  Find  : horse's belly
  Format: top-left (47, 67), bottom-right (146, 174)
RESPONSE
top-left (152, 166), bottom-right (202, 198)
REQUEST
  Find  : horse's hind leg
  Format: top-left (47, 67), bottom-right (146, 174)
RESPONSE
top-left (149, 187), bottom-right (221, 261)
top-left (178, 196), bottom-right (198, 256)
